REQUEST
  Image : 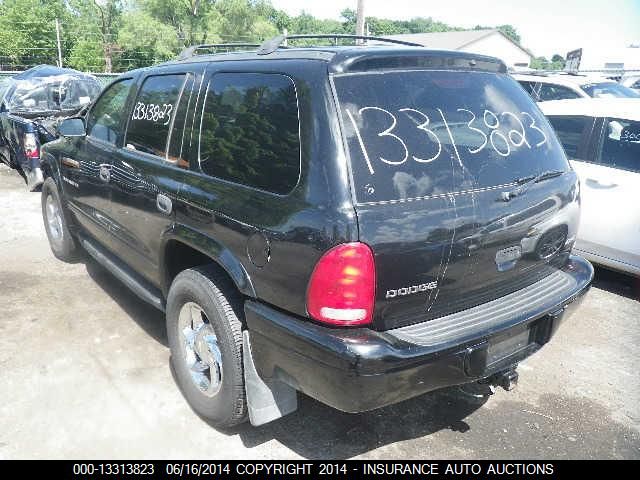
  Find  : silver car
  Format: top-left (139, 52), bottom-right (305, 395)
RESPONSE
top-left (540, 98), bottom-right (640, 276)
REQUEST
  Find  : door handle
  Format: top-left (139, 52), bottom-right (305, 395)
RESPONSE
top-left (99, 164), bottom-right (111, 183)
top-left (156, 193), bottom-right (172, 215)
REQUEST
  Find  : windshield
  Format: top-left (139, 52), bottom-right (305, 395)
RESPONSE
top-left (334, 70), bottom-right (569, 204)
top-left (5, 75), bottom-right (101, 114)
top-left (581, 82), bottom-right (640, 98)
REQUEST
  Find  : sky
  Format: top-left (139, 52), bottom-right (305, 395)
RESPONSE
top-left (269, 0), bottom-right (640, 60)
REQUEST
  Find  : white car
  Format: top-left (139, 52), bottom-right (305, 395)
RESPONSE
top-left (621, 75), bottom-right (640, 94)
top-left (514, 73), bottom-right (640, 102)
top-left (539, 98), bottom-right (640, 276)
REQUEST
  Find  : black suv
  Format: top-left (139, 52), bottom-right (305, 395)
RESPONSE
top-left (40, 35), bottom-right (593, 428)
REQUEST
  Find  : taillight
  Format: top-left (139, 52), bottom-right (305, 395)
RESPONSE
top-left (306, 242), bottom-right (376, 326)
top-left (24, 133), bottom-right (40, 159)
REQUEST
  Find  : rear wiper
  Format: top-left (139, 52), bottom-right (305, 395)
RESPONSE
top-left (499, 170), bottom-right (565, 202)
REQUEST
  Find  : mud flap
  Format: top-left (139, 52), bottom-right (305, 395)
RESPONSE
top-left (26, 167), bottom-right (44, 191)
top-left (242, 331), bottom-right (297, 426)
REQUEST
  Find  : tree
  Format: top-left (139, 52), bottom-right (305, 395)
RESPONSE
top-left (0, 0), bottom-right (69, 69)
top-left (117, 10), bottom-right (182, 69)
top-left (497, 24), bottom-right (520, 44)
top-left (138, 0), bottom-right (221, 46)
top-left (530, 56), bottom-right (551, 70)
top-left (64, 1), bottom-right (123, 73)
top-left (91, 1), bottom-right (122, 73)
top-left (549, 54), bottom-right (566, 70)
top-left (0, 2), bottom-right (536, 73)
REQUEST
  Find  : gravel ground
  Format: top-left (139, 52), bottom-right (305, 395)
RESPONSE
top-left (0, 163), bottom-right (638, 459)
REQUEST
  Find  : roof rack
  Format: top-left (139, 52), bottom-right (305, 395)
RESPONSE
top-left (257, 34), bottom-right (423, 55)
top-left (177, 43), bottom-right (263, 60)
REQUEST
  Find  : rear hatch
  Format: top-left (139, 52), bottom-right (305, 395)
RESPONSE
top-left (333, 64), bottom-right (580, 331)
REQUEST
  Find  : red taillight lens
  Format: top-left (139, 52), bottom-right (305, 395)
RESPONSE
top-left (24, 133), bottom-right (39, 159)
top-left (306, 242), bottom-right (376, 326)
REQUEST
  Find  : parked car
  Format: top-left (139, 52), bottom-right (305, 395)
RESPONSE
top-left (0, 65), bottom-right (102, 190)
top-left (620, 74), bottom-right (640, 94)
top-left (39, 36), bottom-right (592, 428)
top-left (539, 98), bottom-right (640, 276)
top-left (513, 72), bottom-right (640, 102)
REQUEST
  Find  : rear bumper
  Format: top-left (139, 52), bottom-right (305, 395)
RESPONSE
top-left (245, 255), bottom-right (593, 413)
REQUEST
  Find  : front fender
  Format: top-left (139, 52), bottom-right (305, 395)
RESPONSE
top-left (160, 224), bottom-right (257, 299)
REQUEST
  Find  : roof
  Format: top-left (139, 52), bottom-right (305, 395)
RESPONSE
top-left (165, 46), bottom-right (506, 74)
top-left (538, 98), bottom-right (640, 121)
top-left (382, 30), bottom-right (533, 59)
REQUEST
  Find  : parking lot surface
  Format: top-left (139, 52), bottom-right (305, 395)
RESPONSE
top-left (1, 163), bottom-right (638, 459)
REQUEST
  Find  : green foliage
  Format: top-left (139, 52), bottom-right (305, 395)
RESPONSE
top-left (496, 25), bottom-right (521, 44)
top-left (0, 0), bottom-right (69, 68)
top-left (0, 0), bottom-right (527, 73)
top-left (473, 24), bottom-right (521, 44)
top-left (117, 10), bottom-right (183, 69)
top-left (551, 54), bottom-right (566, 69)
top-left (531, 55), bottom-right (565, 71)
top-left (68, 39), bottom-right (105, 71)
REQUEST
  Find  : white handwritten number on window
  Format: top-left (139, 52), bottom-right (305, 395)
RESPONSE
top-left (346, 107), bottom-right (548, 175)
top-left (398, 108), bottom-right (442, 163)
top-left (131, 102), bottom-right (174, 126)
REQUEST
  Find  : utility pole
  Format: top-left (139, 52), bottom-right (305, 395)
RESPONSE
top-left (356, 0), bottom-right (365, 44)
top-left (55, 18), bottom-right (63, 67)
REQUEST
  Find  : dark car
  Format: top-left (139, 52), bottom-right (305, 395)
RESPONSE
top-left (0, 65), bottom-right (102, 190)
top-left (39, 35), bottom-right (593, 428)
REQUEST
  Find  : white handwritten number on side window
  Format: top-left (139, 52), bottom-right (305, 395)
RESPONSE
top-left (131, 102), bottom-right (174, 126)
top-left (345, 107), bottom-right (548, 175)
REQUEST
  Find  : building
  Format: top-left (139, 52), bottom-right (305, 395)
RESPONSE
top-left (381, 29), bottom-right (533, 69)
top-left (575, 45), bottom-right (640, 73)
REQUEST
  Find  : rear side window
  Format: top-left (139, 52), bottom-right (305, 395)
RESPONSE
top-left (126, 74), bottom-right (187, 159)
top-left (198, 73), bottom-right (300, 195)
top-left (334, 70), bottom-right (568, 204)
top-left (546, 115), bottom-right (592, 159)
top-left (537, 84), bottom-right (581, 101)
top-left (518, 81), bottom-right (539, 100)
top-left (87, 79), bottom-right (133, 145)
top-left (599, 118), bottom-right (640, 172)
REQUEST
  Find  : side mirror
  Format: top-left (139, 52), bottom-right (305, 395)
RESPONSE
top-left (59, 117), bottom-right (86, 137)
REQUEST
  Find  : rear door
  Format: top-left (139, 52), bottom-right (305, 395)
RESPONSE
top-left (334, 70), bottom-right (580, 330)
top-left (573, 117), bottom-right (640, 267)
top-left (107, 69), bottom-right (201, 285)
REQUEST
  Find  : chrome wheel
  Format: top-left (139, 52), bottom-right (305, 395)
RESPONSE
top-left (45, 194), bottom-right (64, 248)
top-left (178, 302), bottom-right (223, 397)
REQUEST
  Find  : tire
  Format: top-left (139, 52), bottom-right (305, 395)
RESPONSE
top-left (166, 266), bottom-right (247, 427)
top-left (41, 177), bottom-right (78, 262)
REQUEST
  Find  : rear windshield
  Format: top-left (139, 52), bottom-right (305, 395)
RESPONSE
top-left (334, 70), bottom-right (569, 204)
top-left (581, 82), bottom-right (640, 99)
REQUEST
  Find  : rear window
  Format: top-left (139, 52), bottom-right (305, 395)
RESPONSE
top-left (546, 115), bottom-right (593, 159)
top-left (581, 82), bottom-right (640, 98)
top-left (537, 84), bottom-right (581, 101)
top-left (198, 72), bottom-right (300, 195)
top-left (334, 70), bottom-right (569, 204)
top-left (600, 118), bottom-right (640, 172)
